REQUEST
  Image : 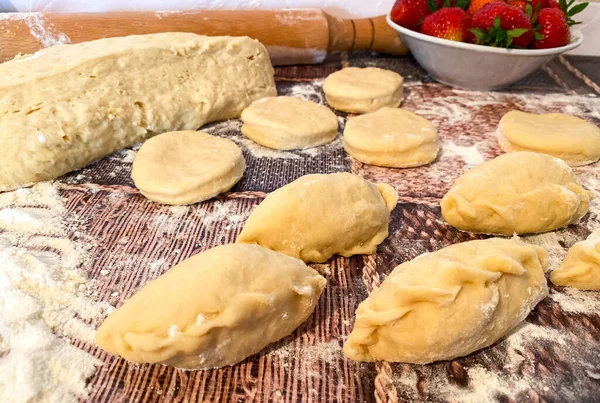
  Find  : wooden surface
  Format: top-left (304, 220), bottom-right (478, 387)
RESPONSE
top-left (23, 53), bottom-right (600, 402)
top-left (0, 10), bottom-right (407, 65)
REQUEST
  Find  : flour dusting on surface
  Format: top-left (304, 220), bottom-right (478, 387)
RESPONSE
top-left (0, 13), bottom-right (72, 48)
top-left (549, 288), bottom-right (600, 314)
top-left (441, 141), bottom-right (485, 166)
top-left (0, 182), bottom-right (111, 403)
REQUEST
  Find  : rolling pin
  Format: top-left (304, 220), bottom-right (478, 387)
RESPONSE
top-left (0, 9), bottom-right (407, 65)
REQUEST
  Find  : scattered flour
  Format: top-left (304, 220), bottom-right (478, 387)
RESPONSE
top-left (197, 199), bottom-right (250, 234)
top-left (0, 13), bottom-right (71, 48)
top-left (0, 182), bottom-right (112, 403)
top-left (549, 288), bottom-right (600, 314)
top-left (168, 205), bottom-right (190, 217)
top-left (441, 141), bottom-right (485, 166)
top-left (148, 257), bottom-right (166, 274)
top-left (286, 80), bottom-right (325, 104)
top-left (394, 323), bottom-right (570, 402)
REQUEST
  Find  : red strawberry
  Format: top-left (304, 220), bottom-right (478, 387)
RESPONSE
top-left (507, 0), bottom-right (543, 13)
top-left (533, 8), bottom-right (571, 48)
top-left (467, 0), bottom-right (502, 16)
top-left (541, 0), bottom-right (588, 26)
top-left (421, 8), bottom-right (471, 42)
top-left (390, 0), bottom-right (443, 31)
top-left (469, 3), bottom-right (534, 48)
top-left (541, 0), bottom-right (561, 8)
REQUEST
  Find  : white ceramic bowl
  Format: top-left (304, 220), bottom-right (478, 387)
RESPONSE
top-left (386, 13), bottom-right (583, 90)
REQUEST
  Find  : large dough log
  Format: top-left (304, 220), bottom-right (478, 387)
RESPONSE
top-left (0, 33), bottom-right (276, 191)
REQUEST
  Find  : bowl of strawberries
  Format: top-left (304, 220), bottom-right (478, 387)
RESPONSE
top-left (387, 0), bottom-right (586, 90)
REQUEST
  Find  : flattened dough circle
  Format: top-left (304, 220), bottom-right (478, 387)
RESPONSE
top-left (344, 107), bottom-right (439, 168)
top-left (323, 67), bottom-right (404, 114)
top-left (240, 96), bottom-right (338, 150)
top-left (498, 110), bottom-right (600, 166)
top-left (132, 130), bottom-right (245, 205)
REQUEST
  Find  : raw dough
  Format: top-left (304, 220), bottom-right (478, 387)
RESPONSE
top-left (0, 33), bottom-right (276, 191)
top-left (131, 131), bottom-right (245, 205)
top-left (343, 107), bottom-right (439, 167)
top-left (95, 243), bottom-right (326, 369)
top-left (240, 96), bottom-right (338, 150)
top-left (498, 111), bottom-right (600, 166)
top-left (344, 238), bottom-right (549, 364)
top-left (323, 67), bottom-right (403, 114)
top-left (441, 152), bottom-right (591, 235)
top-left (236, 173), bottom-right (398, 263)
top-left (550, 230), bottom-right (600, 290)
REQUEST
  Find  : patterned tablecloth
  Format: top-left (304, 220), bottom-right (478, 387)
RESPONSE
top-left (29, 53), bottom-right (600, 402)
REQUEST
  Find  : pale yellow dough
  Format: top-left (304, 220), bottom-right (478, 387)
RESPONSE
top-left (0, 33), bottom-right (276, 191)
top-left (551, 230), bottom-right (600, 290)
top-left (323, 67), bottom-right (403, 114)
top-left (441, 152), bottom-right (591, 235)
top-left (240, 96), bottom-right (338, 150)
top-left (237, 173), bottom-right (398, 263)
top-left (344, 238), bottom-right (549, 364)
top-left (343, 107), bottom-right (439, 168)
top-left (498, 111), bottom-right (600, 166)
top-left (95, 244), bottom-right (326, 369)
top-left (131, 131), bottom-right (245, 205)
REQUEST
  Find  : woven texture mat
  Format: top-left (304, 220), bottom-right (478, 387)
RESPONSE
top-left (48, 54), bottom-right (600, 402)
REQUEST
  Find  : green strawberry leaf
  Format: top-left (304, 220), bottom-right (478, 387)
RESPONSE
top-left (525, 3), bottom-right (533, 17)
top-left (469, 28), bottom-right (485, 41)
top-left (507, 28), bottom-right (529, 38)
top-left (456, 0), bottom-right (471, 10)
top-left (559, 0), bottom-right (568, 12)
top-left (534, 32), bottom-right (545, 40)
top-left (568, 3), bottom-right (589, 16)
top-left (493, 16), bottom-right (502, 30)
top-left (531, 2), bottom-right (541, 24)
top-left (427, 0), bottom-right (439, 12)
top-left (443, 0), bottom-right (452, 7)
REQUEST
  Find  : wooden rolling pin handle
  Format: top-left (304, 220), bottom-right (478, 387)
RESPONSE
top-left (325, 13), bottom-right (407, 56)
top-left (0, 10), bottom-right (407, 65)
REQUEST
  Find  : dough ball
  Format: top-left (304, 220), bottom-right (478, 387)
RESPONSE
top-left (343, 107), bottom-right (439, 168)
top-left (237, 172), bottom-right (398, 263)
top-left (240, 96), bottom-right (338, 150)
top-left (344, 238), bottom-right (549, 364)
top-left (95, 243), bottom-right (326, 369)
top-left (131, 130), bottom-right (245, 205)
top-left (550, 230), bottom-right (600, 290)
top-left (498, 111), bottom-right (600, 166)
top-left (323, 67), bottom-right (404, 114)
top-left (441, 152), bottom-right (591, 235)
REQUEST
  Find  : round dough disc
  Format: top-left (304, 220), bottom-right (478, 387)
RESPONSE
top-left (344, 107), bottom-right (439, 168)
top-left (132, 130), bottom-right (245, 205)
top-left (498, 110), bottom-right (600, 166)
top-left (240, 96), bottom-right (338, 150)
top-left (323, 67), bottom-right (404, 114)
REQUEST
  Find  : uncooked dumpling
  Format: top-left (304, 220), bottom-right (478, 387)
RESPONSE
top-left (0, 33), bottom-right (275, 192)
top-left (96, 244), bottom-right (326, 369)
top-left (441, 152), bottom-right (591, 235)
top-left (323, 67), bottom-right (403, 114)
top-left (240, 96), bottom-right (338, 150)
top-left (131, 131), bottom-right (245, 205)
top-left (498, 111), bottom-right (600, 166)
top-left (344, 238), bottom-right (549, 364)
top-left (343, 107), bottom-right (439, 168)
top-left (236, 173), bottom-right (398, 263)
top-left (550, 230), bottom-right (600, 290)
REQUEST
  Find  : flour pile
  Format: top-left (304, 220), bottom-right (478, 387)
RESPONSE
top-left (0, 183), bottom-right (111, 402)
